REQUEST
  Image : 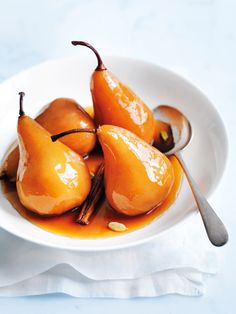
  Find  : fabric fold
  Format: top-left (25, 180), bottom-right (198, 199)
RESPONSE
top-left (0, 215), bottom-right (217, 297)
top-left (0, 264), bottom-right (208, 297)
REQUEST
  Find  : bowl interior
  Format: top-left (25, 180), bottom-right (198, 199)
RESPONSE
top-left (0, 56), bottom-right (228, 251)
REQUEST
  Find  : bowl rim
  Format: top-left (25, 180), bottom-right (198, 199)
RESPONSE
top-left (0, 55), bottom-right (229, 252)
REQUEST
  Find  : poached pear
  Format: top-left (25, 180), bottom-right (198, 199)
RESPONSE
top-left (0, 97), bottom-right (96, 181)
top-left (97, 125), bottom-right (174, 216)
top-left (36, 98), bottom-right (96, 156)
top-left (16, 92), bottom-right (91, 215)
top-left (72, 41), bottom-right (155, 143)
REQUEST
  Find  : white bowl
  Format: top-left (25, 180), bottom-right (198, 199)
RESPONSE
top-left (0, 56), bottom-right (228, 251)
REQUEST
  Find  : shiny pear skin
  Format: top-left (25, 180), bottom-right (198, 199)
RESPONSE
top-left (17, 115), bottom-right (91, 215)
top-left (97, 125), bottom-right (174, 216)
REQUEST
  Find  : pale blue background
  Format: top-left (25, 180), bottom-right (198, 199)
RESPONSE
top-left (0, 0), bottom-right (235, 313)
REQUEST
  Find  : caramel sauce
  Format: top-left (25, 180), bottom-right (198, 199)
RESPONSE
top-left (1, 105), bottom-right (182, 239)
top-left (84, 146), bottom-right (104, 176)
top-left (153, 120), bottom-right (174, 153)
top-left (2, 154), bottom-right (182, 239)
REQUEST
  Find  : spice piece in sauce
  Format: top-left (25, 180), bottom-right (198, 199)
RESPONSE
top-left (108, 221), bottom-right (128, 232)
top-left (160, 130), bottom-right (169, 142)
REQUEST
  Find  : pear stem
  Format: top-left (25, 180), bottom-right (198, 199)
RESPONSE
top-left (51, 128), bottom-right (97, 142)
top-left (19, 92), bottom-right (25, 116)
top-left (71, 41), bottom-right (106, 71)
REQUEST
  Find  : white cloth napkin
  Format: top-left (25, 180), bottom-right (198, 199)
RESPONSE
top-left (0, 214), bottom-right (217, 298)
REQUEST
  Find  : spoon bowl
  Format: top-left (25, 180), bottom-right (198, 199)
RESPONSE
top-left (154, 105), bottom-right (228, 247)
top-left (153, 105), bottom-right (192, 155)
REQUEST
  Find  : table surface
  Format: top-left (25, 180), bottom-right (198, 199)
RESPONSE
top-left (0, 0), bottom-right (235, 313)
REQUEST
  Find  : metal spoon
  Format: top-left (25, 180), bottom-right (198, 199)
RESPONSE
top-left (153, 105), bottom-right (228, 247)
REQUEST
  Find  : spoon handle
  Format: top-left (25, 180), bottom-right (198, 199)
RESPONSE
top-left (175, 152), bottom-right (228, 247)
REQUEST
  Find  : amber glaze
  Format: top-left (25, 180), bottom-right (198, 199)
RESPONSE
top-left (1, 119), bottom-right (171, 188)
top-left (2, 155), bottom-right (182, 238)
top-left (71, 41), bottom-right (155, 143)
top-left (0, 106), bottom-right (95, 181)
top-left (84, 146), bottom-right (104, 176)
top-left (153, 120), bottom-right (175, 153)
top-left (17, 114), bottom-right (91, 215)
top-left (97, 125), bottom-right (174, 216)
top-left (91, 70), bottom-right (155, 143)
top-left (35, 98), bottom-right (96, 156)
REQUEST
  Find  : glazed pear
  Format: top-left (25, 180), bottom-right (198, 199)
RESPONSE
top-left (0, 98), bottom-right (96, 181)
top-left (72, 41), bottom-right (155, 143)
top-left (97, 125), bottom-right (174, 216)
top-left (16, 93), bottom-right (91, 215)
top-left (36, 98), bottom-right (96, 156)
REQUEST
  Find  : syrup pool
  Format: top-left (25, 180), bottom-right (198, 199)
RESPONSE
top-left (2, 154), bottom-right (182, 238)
top-left (1, 106), bottom-right (183, 239)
